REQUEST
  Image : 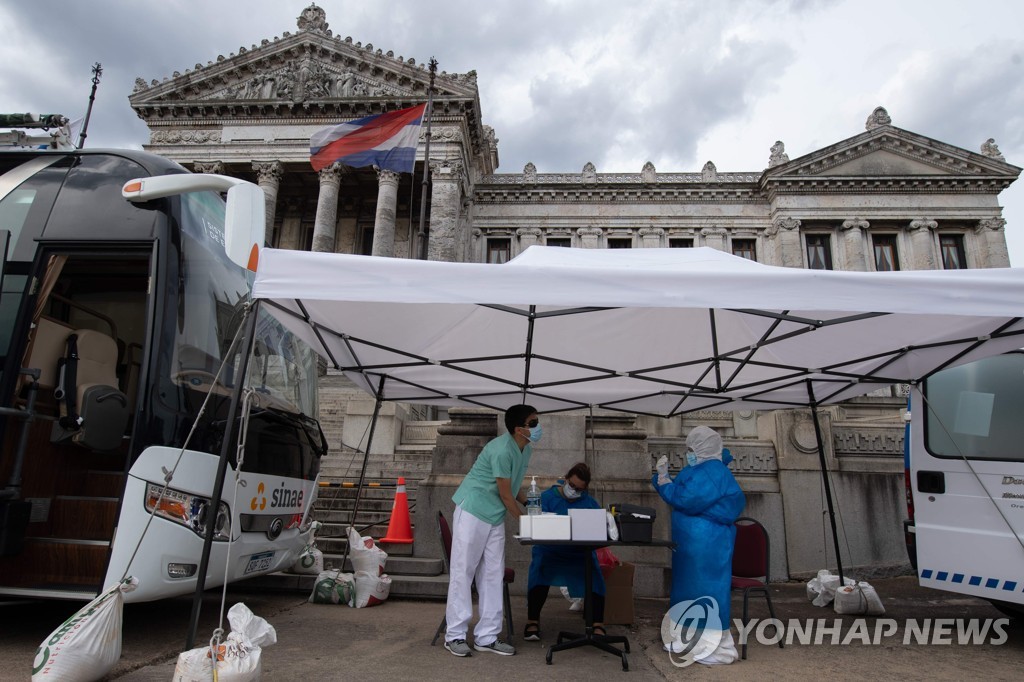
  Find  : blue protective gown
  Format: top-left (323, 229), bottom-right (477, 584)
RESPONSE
top-left (652, 450), bottom-right (746, 628)
top-left (527, 485), bottom-right (606, 598)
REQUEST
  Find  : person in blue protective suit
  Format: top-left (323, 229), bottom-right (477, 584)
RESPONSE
top-left (652, 425), bottom-right (746, 665)
top-left (523, 462), bottom-right (606, 641)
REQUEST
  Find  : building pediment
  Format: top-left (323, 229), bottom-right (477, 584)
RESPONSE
top-left (766, 125), bottom-right (1020, 180)
top-left (129, 9), bottom-right (477, 114)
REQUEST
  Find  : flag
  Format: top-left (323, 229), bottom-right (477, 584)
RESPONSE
top-left (310, 103), bottom-right (427, 173)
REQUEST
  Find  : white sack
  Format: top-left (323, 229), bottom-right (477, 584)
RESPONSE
top-left (353, 570), bottom-right (392, 608)
top-left (347, 526), bottom-right (387, 575)
top-left (31, 577), bottom-right (138, 682)
top-left (173, 603), bottom-right (277, 682)
top-left (309, 570), bottom-right (355, 606)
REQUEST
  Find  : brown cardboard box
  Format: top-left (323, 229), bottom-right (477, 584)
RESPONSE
top-left (600, 561), bottom-right (635, 625)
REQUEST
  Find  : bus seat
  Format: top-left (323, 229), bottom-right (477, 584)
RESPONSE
top-left (26, 316), bottom-right (75, 389)
top-left (51, 329), bottom-right (131, 452)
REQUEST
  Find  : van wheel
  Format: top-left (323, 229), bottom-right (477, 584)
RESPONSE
top-left (988, 600), bottom-right (1024, 619)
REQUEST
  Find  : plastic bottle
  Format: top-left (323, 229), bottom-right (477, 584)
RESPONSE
top-left (527, 476), bottom-right (541, 516)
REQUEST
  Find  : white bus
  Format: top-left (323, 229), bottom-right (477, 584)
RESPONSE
top-left (905, 351), bottom-right (1024, 617)
top-left (0, 145), bottom-right (325, 602)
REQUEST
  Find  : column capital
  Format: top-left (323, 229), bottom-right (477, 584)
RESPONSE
top-left (375, 167), bottom-right (401, 187)
top-left (317, 163), bottom-right (343, 186)
top-left (252, 160), bottom-right (283, 183)
top-left (576, 226), bottom-right (603, 237)
top-left (908, 218), bottom-right (938, 232)
top-left (638, 227), bottom-right (665, 237)
top-left (192, 160), bottom-right (224, 174)
top-left (516, 227), bottom-right (543, 239)
top-left (976, 217), bottom-right (1007, 233)
top-left (841, 217), bottom-right (870, 231)
top-left (700, 226), bottom-right (728, 237)
top-left (429, 159), bottom-right (464, 183)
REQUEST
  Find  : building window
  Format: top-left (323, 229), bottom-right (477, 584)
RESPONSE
top-left (732, 239), bottom-right (756, 261)
top-left (358, 225), bottom-right (374, 256)
top-left (872, 234), bottom-right (899, 271)
top-left (669, 238), bottom-right (694, 248)
top-left (300, 221), bottom-right (315, 251)
top-left (487, 238), bottom-right (511, 264)
top-left (546, 237), bottom-right (571, 248)
top-left (805, 234), bottom-right (833, 270)
top-left (607, 238), bottom-right (632, 249)
top-left (939, 234), bottom-right (967, 269)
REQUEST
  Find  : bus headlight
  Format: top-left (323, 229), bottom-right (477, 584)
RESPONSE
top-left (145, 483), bottom-right (231, 541)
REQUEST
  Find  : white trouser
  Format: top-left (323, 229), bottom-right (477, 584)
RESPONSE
top-left (445, 504), bottom-right (506, 645)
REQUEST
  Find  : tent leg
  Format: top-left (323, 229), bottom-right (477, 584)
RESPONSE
top-left (185, 301), bottom-right (260, 651)
top-left (808, 396), bottom-right (844, 585)
top-left (340, 375), bottom-right (386, 571)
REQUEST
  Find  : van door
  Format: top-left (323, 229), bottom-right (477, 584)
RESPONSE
top-left (910, 352), bottom-right (1024, 607)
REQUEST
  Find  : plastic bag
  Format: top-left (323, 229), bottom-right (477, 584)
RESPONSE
top-left (596, 547), bottom-right (620, 568)
top-left (173, 603), bottom-right (277, 682)
top-left (353, 570), bottom-right (392, 608)
top-left (560, 586), bottom-right (584, 612)
top-left (807, 569), bottom-right (856, 607)
top-left (347, 526), bottom-right (388, 575)
top-left (309, 570), bottom-right (355, 606)
top-left (834, 581), bottom-right (885, 616)
top-left (32, 577), bottom-right (138, 681)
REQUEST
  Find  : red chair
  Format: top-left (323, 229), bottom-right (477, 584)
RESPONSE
top-left (731, 516), bottom-right (783, 659)
top-left (430, 510), bottom-right (515, 646)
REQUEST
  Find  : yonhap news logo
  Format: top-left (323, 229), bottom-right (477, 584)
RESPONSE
top-left (660, 596), bottom-right (725, 668)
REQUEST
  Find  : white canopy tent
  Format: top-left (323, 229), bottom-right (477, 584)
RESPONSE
top-left (251, 245), bottom-right (1024, 582)
top-left (252, 246), bottom-right (1024, 414)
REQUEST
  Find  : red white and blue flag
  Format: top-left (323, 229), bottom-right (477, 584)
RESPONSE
top-left (309, 103), bottom-right (427, 173)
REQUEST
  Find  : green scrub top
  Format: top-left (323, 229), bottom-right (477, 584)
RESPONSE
top-left (452, 432), bottom-right (532, 525)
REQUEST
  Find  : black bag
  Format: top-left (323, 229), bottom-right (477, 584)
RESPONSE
top-left (610, 503), bottom-right (656, 542)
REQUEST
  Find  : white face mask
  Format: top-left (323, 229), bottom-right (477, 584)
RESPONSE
top-left (563, 482), bottom-right (583, 500)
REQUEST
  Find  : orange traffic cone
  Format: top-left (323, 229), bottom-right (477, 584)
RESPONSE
top-left (380, 477), bottom-right (414, 544)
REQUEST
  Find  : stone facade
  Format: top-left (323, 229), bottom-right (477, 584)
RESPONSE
top-left (130, 5), bottom-right (1022, 590)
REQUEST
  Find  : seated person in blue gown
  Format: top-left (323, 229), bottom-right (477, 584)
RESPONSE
top-left (524, 462), bottom-right (606, 641)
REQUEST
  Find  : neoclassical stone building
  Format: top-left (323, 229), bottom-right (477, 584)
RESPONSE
top-left (129, 5), bottom-right (1021, 588)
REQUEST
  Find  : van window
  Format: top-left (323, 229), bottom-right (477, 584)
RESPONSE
top-left (923, 352), bottom-right (1024, 461)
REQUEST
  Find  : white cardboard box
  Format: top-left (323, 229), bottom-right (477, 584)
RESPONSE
top-left (569, 508), bottom-right (608, 541)
top-left (530, 514), bottom-right (571, 540)
top-left (519, 514), bottom-right (533, 538)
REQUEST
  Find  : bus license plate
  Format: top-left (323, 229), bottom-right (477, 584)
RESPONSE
top-left (244, 551), bottom-right (274, 575)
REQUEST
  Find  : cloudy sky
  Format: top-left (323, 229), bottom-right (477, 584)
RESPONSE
top-left (3, 0), bottom-right (1023, 263)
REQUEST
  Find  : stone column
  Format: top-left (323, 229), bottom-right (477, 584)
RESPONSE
top-left (639, 227), bottom-right (664, 248)
top-left (976, 218), bottom-right (1010, 267)
top-left (701, 226), bottom-right (727, 251)
top-left (311, 163), bottom-right (342, 253)
top-left (426, 159), bottom-right (463, 262)
top-left (576, 226), bottom-right (602, 248)
top-left (908, 218), bottom-right (938, 270)
top-left (841, 218), bottom-right (870, 271)
top-left (252, 160), bottom-right (283, 238)
top-left (516, 227), bottom-right (543, 252)
top-left (774, 217), bottom-right (802, 267)
top-left (371, 168), bottom-right (401, 257)
top-left (192, 160), bottom-right (224, 174)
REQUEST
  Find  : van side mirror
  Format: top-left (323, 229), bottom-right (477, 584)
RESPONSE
top-left (224, 183), bottom-right (266, 272)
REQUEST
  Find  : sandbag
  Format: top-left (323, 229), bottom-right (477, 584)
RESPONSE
top-left (309, 570), bottom-right (355, 606)
top-left (807, 569), bottom-right (855, 607)
top-left (834, 581), bottom-right (885, 616)
top-left (347, 526), bottom-right (387, 575)
top-left (289, 522), bottom-right (324, 575)
top-left (32, 577), bottom-right (138, 681)
top-left (173, 603), bottom-right (277, 682)
top-left (353, 570), bottom-right (392, 608)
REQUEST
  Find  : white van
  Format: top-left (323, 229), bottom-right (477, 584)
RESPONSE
top-left (905, 351), bottom-right (1024, 617)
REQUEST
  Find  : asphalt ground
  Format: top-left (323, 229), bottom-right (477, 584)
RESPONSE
top-left (1, 576), bottom-right (1021, 681)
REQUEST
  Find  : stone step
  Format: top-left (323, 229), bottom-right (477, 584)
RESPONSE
top-left (314, 555), bottom-right (442, 576)
top-left (240, 571), bottom-right (449, 600)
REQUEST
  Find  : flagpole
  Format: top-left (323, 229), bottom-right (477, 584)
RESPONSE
top-left (416, 58), bottom-right (437, 260)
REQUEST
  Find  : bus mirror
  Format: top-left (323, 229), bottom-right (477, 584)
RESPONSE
top-left (224, 183), bottom-right (266, 272)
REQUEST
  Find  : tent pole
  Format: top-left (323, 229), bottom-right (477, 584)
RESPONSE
top-left (341, 374), bottom-right (387, 571)
top-left (185, 300), bottom-right (260, 650)
top-left (807, 382), bottom-right (844, 585)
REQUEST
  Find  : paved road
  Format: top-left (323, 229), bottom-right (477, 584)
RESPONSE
top-left (1, 576), bottom-right (1020, 680)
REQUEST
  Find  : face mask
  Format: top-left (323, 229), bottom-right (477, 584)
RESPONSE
top-left (563, 483), bottom-right (582, 500)
top-left (527, 424), bottom-right (543, 443)
top-left (686, 452), bottom-right (698, 467)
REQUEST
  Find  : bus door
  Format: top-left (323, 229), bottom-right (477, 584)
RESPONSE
top-left (911, 351), bottom-right (1024, 607)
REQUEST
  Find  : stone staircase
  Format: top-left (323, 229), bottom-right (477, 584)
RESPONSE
top-left (246, 419), bottom-right (450, 598)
